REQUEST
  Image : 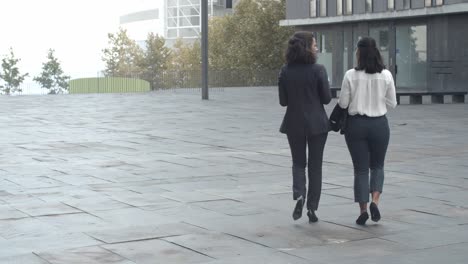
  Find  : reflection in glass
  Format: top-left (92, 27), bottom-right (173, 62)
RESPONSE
top-left (396, 25), bottom-right (427, 88)
top-left (388, 0), bottom-right (395, 10)
top-left (310, 0), bottom-right (317, 17)
top-left (403, 0), bottom-right (410, 9)
top-left (320, 0), bottom-right (327, 16)
top-left (317, 32), bottom-right (334, 85)
top-left (366, 0), bottom-right (372, 12)
top-left (369, 26), bottom-right (389, 68)
top-left (337, 0), bottom-right (343, 15)
top-left (345, 0), bottom-right (353, 14)
top-left (343, 29), bottom-right (352, 75)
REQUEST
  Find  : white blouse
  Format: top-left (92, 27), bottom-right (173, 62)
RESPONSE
top-left (338, 69), bottom-right (397, 117)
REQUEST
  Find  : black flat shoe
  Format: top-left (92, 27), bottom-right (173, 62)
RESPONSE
top-left (370, 202), bottom-right (381, 222)
top-left (307, 210), bottom-right (318, 223)
top-left (356, 212), bottom-right (369, 225)
top-left (292, 198), bottom-right (304, 220)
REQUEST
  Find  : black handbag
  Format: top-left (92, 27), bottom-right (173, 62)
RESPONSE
top-left (329, 103), bottom-right (348, 135)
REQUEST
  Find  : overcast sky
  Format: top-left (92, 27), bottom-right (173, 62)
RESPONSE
top-left (0, 0), bottom-right (155, 80)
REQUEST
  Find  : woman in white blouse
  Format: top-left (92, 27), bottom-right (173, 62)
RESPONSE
top-left (338, 37), bottom-right (397, 225)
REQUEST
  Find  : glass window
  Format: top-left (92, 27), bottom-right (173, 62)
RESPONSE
top-left (320, 0), bottom-right (327, 16)
top-left (366, 0), bottom-right (372, 12)
top-left (343, 29), bottom-right (352, 74)
top-left (317, 32), bottom-right (334, 85)
top-left (403, 0), bottom-right (410, 9)
top-left (369, 26), bottom-right (390, 68)
top-left (396, 25), bottom-right (427, 88)
top-left (168, 29), bottom-right (178, 38)
top-left (310, 0), bottom-right (317, 17)
top-left (436, 0), bottom-right (443, 5)
top-left (388, 0), bottom-right (395, 10)
top-left (425, 0), bottom-right (432, 6)
top-left (345, 0), bottom-right (353, 14)
top-left (337, 0), bottom-right (343, 15)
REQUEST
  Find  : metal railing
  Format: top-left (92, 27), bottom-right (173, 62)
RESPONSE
top-left (3, 68), bottom-right (279, 96)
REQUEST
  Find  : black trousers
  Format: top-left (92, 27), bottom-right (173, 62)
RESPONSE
top-left (345, 115), bottom-right (389, 203)
top-left (287, 132), bottom-right (328, 211)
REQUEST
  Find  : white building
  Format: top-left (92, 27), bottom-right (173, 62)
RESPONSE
top-left (120, 0), bottom-right (238, 47)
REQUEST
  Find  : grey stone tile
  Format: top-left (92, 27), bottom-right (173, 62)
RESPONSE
top-left (12, 201), bottom-right (82, 217)
top-left (382, 225), bottom-right (468, 249)
top-left (160, 191), bottom-right (225, 203)
top-left (0, 205), bottom-right (29, 220)
top-left (1, 88), bottom-right (468, 261)
top-left (87, 222), bottom-right (207, 244)
top-left (0, 233), bottom-right (100, 258)
top-left (199, 251), bottom-right (312, 264)
top-left (163, 231), bottom-right (277, 259)
top-left (102, 239), bottom-right (213, 264)
top-left (35, 213), bottom-right (108, 233)
top-left (62, 197), bottom-right (133, 212)
top-left (287, 238), bottom-right (409, 262)
top-left (0, 253), bottom-right (50, 264)
top-left (91, 207), bottom-right (176, 226)
top-left (37, 246), bottom-right (136, 264)
top-left (191, 199), bottom-right (273, 216)
top-left (0, 217), bottom-right (60, 240)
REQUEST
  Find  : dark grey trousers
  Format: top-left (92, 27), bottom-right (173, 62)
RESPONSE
top-left (345, 115), bottom-right (390, 203)
top-left (287, 132), bottom-right (328, 211)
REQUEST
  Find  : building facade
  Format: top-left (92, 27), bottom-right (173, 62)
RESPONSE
top-left (281, 0), bottom-right (468, 92)
top-left (120, 0), bottom-right (238, 47)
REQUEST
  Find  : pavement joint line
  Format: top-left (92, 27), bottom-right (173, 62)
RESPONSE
top-left (406, 209), bottom-right (451, 218)
top-left (229, 156), bottom-right (287, 168)
top-left (322, 220), bottom-right (376, 234)
top-left (32, 252), bottom-right (54, 264)
top-left (90, 234), bottom-right (185, 245)
top-left (98, 246), bottom-right (137, 263)
top-left (416, 195), bottom-right (452, 203)
top-left (161, 239), bottom-right (217, 260)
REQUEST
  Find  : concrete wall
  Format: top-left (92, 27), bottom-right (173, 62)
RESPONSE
top-left (411, 0), bottom-right (425, 9)
top-left (373, 0), bottom-right (388, 12)
top-left (286, 0), bottom-right (310, 19)
top-left (353, 0), bottom-right (366, 14)
top-left (445, 0), bottom-right (468, 4)
top-left (428, 14), bottom-right (468, 91)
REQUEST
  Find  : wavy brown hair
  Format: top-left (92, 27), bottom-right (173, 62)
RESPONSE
top-left (285, 31), bottom-right (317, 65)
top-left (355, 37), bottom-right (385, 74)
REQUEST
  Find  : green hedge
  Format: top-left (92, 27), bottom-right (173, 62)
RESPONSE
top-left (69, 77), bottom-right (150, 94)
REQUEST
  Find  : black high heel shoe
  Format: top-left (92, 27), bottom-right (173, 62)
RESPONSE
top-left (370, 202), bottom-right (381, 222)
top-left (307, 210), bottom-right (318, 223)
top-left (292, 198), bottom-right (304, 220)
top-left (356, 212), bottom-right (369, 225)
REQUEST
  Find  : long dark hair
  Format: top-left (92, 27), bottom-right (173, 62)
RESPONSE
top-left (286, 31), bottom-right (317, 65)
top-left (355, 37), bottom-right (385, 74)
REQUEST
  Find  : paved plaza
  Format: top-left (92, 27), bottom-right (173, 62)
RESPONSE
top-left (0, 87), bottom-right (467, 263)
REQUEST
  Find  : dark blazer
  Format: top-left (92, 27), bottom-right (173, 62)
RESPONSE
top-left (278, 63), bottom-right (332, 135)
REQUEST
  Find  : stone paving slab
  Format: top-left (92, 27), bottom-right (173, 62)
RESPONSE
top-left (0, 87), bottom-right (467, 263)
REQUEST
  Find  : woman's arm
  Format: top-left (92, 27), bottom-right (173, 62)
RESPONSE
top-left (317, 65), bottom-right (332, 105)
top-left (385, 71), bottom-right (397, 108)
top-left (278, 66), bottom-right (288, 107)
top-left (338, 72), bottom-right (351, 109)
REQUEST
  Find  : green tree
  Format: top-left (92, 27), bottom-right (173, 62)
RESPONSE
top-left (169, 0), bottom-right (293, 87)
top-left (140, 33), bottom-right (172, 90)
top-left (209, 0), bottom-right (293, 71)
top-left (169, 39), bottom-right (201, 88)
top-left (34, 49), bottom-right (70, 94)
top-left (0, 48), bottom-right (29, 95)
top-left (102, 28), bottom-right (143, 77)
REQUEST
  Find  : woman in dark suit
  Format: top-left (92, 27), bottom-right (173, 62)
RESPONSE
top-left (278, 31), bottom-right (332, 222)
